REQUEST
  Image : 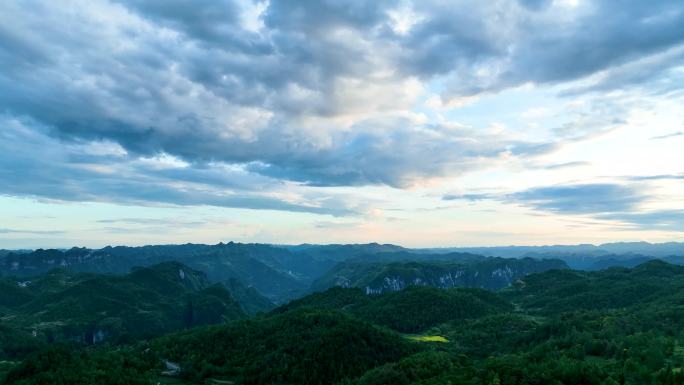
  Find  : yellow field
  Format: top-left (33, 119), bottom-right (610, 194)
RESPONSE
top-left (407, 335), bottom-right (449, 343)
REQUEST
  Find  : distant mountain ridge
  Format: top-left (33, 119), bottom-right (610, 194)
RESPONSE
top-left (420, 241), bottom-right (684, 256)
top-left (4, 241), bottom-right (681, 304)
top-left (420, 241), bottom-right (684, 269)
top-left (0, 243), bottom-right (304, 303)
top-left (312, 257), bottom-right (568, 293)
top-left (0, 243), bottom-right (438, 303)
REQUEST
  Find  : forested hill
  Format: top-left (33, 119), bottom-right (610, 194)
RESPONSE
top-left (0, 244), bottom-right (307, 303)
top-left (274, 285), bottom-right (513, 333)
top-left (504, 259), bottom-right (684, 313)
top-left (0, 262), bottom-right (246, 356)
top-left (312, 257), bottom-right (567, 293)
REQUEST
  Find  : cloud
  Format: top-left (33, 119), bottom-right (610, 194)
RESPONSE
top-left (95, 218), bottom-right (207, 226)
top-left (444, 182), bottom-right (684, 231)
top-left (0, 116), bottom-right (356, 216)
top-left (443, 193), bottom-right (494, 202)
top-left (516, 0), bottom-right (552, 11)
top-left (627, 173), bottom-right (684, 181)
top-left (550, 97), bottom-right (628, 140)
top-left (544, 161), bottom-right (591, 170)
top-left (112, 0), bottom-right (242, 43)
top-left (402, 0), bottom-right (684, 98)
top-left (313, 221), bottom-right (364, 230)
top-left (651, 131), bottom-right (684, 140)
top-left (0, 0), bottom-right (683, 210)
top-left (562, 45), bottom-right (684, 96)
top-left (0, 0), bottom-right (552, 188)
top-left (598, 211), bottom-right (684, 232)
top-left (0, 228), bottom-right (65, 235)
top-left (509, 184), bottom-right (646, 214)
top-left (244, 119), bottom-right (556, 187)
top-left (96, 216), bottom-right (231, 234)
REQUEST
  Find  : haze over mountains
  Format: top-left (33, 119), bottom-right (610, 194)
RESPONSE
top-left (421, 241), bottom-right (684, 269)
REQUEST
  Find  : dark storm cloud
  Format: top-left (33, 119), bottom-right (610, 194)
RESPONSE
top-left (0, 0), bottom-right (683, 209)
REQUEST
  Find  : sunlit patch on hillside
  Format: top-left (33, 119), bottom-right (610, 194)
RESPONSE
top-left (407, 335), bottom-right (449, 343)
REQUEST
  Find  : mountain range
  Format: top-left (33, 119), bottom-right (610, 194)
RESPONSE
top-left (422, 241), bottom-right (684, 269)
top-left (6, 258), bottom-right (684, 384)
top-left (4, 241), bottom-right (684, 302)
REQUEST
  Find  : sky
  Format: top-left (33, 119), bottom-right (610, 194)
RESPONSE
top-left (1, 0), bottom-right (684, 249)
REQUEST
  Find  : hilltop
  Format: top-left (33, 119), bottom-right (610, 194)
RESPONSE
top-left (0, 262), bottom-right (246, 357)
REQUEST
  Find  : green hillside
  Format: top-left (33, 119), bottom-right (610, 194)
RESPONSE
top-left (223, 278), bottom-right (276, 315)
top-left (150, 309), bottom-right (417, 385)
top-left (504, 259), bottom-right (684, 313)
top-left (0, 262), bottom-right (246, 357)
top-left (0, 244), bottom-right (308, 303)
top-left (276, 285), bottom-right (512, 333)
top-left (312, 257), bottom-right (567, 293)
top-left (6, 260), bottom-right (684, 385)
top-left (2, 309), bottom-right (417, 385)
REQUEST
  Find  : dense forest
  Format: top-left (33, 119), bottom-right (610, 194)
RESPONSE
top-left (0, 262), bottom-right (250, 358)
top-left (3, 253), bottom-right (684, 384)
